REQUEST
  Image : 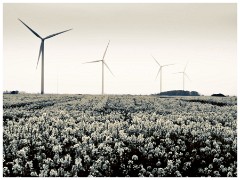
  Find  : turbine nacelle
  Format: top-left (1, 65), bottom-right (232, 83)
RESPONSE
top-left (19, 19), bottom-right (72, 69)
top-left (83, 59), bottom-right (114, 77)
top-left (174, 72), bottom-right (190, 80)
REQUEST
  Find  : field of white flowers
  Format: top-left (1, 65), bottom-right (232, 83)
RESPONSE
top-left (3, 94), bottom-right (237, 177)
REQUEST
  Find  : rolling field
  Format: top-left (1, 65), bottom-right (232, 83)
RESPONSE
top-left (3, 94), bottom-right (237, 177)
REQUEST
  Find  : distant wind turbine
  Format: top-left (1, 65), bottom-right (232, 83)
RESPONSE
top-left (174, 62), bottom-right (190, 91)
top-left (57, 71), bottom-right (59, 95)
top-left (19, 19), bottom-right (72, 94)
top-left (83, 41), bottom-right (114, 95)
top-left (152, 55), bottom-right (174, 93)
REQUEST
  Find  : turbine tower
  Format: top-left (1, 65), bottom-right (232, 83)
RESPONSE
top-left (174, 63), bottom-right (190, 91)
top-left (83, 41), bottom-right (114, 95)
top-left (152, 55), bottom-right (174, 94)
top-left (19, 19), bottom-right (72, 94)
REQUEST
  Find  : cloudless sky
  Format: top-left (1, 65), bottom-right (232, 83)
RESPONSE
top-left (3, 3), bottom-right (237, 95)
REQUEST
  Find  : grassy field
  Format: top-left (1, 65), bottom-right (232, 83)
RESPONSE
top-left (3, 94), bottom-right (237, 177)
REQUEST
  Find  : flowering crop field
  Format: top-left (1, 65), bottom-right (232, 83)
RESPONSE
top-left (3, 94), bottom-right (237, 177)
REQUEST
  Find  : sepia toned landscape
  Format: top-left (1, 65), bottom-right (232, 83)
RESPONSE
top-left (3, 3), bottom-right (237, 177)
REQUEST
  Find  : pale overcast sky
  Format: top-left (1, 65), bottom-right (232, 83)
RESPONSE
top-left (3, 3), bottom-right (237, 95)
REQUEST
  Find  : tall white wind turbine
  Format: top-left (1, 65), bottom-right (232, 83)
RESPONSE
top-left (19, 19), bottom-right (72, 94)
top-left (174, 63), bottom-right (190, 91)
top-left (152, 55), bottom-right (174, 93)
top-left (83, 41), bottom-right (114, 95)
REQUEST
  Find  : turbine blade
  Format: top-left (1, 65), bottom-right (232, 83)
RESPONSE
top-left (82, 60), bottom-right (102, 64)
top-left (184, 73), bottom-right (191, 81)
top-left (173, 72), bottom-right (183, 74)
top-left (44, 29), bottom-right (72, 40)
top-left (18, 19), bottom-right (42, 39)
top-left (184, 62), bottom-right (188, 72)
top-left (155, 68), bottom-right (161, 80)
top-left (102, 40), bottom-right (110, 60)
top-left (36, 41), bottom-right (43, 69)
top-left (152, 55), bottom-right (160, 66)
top-left (103, 62), bottom-right (114, 77)
top-left (162, 63), bottom-right (175, 67)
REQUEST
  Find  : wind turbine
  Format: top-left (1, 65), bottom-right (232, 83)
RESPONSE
top-left (19, 19), bottom-right (72, 94)
top-left (83, 41), bottom-right (114, 95)
top-left (174, 63), bottom-right (190, 91)
top-left (152, 55), bottom-right (174, 94)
